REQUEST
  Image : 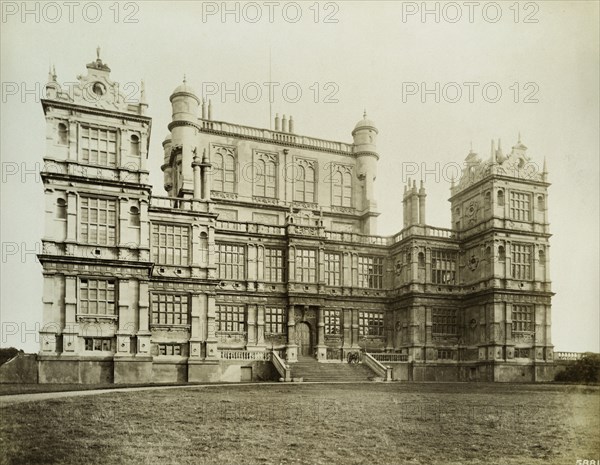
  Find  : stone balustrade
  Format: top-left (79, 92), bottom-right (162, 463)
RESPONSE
top-left (218, 350), bottom-right (270, 361)
top-left (199, 118), bottom-right (354, 155)
top-left (370, 353), bottom-right (409, 362)
top-left (554, 352), bottom-right (585, 361)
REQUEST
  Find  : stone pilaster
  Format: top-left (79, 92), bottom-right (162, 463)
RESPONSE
top-left (247, 303), bottom-right (257, 346)
top-left (189, 293), bottom-right (203, 359)
top-left (350, 308), bottom-right (360, 350)
top-left (256, 305), bottom-right (266, 348)
top-left (286, 305), bottom-right (297, 362)
top-left (62, 275), bottom-right (78, 354)
top-left (316, 307), bottom-right (326, 360)
top-left (205, 294), bottom-right (218, 359)
top-left (115, 279), bottom-right (132, 355)
top-left (65, 191), bottom-right (77, 243)
top-left (137, 280), bottom-right (151, 355)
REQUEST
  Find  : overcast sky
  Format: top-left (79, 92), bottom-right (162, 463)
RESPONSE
top-left (1, 1), bottom-right (598, 353)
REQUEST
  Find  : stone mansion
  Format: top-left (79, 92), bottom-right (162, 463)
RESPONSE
top-left (36, 54), bottom-right (554, 383)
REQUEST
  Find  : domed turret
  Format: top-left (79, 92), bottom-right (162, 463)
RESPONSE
top-left (169, 76), bottom-right (200, 123)
top-left (352, 112), bottom-right (378, 135)
top-left (352, 111), bottom-right (380, 235)
top-left (352, 111), bottom-right (378, 153)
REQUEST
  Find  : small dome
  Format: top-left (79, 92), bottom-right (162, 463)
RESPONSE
top-left (352, 111), bottom-right (378, 134)
top-left (170, 77), bottom-right (200, 103)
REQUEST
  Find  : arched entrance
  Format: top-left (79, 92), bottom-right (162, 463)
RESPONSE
top-left (296, 322), bottom-right (313, 357)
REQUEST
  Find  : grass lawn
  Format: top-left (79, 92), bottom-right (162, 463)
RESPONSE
top-left (0, 383), bottom-right (598, 465)
top-left (0, 382), bottom-right (205, 396)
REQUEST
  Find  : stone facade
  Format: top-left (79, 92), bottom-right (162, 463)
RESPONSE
top-left (37, 55), bottom-right (554, 383)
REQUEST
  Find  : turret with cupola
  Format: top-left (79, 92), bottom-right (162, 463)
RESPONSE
top-left (164, 77), bottom-right (201, 197)
top-left (352, 111), bottom-right (380, 234)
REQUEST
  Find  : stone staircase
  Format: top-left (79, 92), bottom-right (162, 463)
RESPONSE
top-left (290, 356), bottom-right (377, 382)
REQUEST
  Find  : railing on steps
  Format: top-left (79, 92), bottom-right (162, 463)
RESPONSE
top-left (370, 353), bottom-right (409, 362)
top-left (364, 352), bottom-right (392, 381)
top-left (270, 350), bottom-right (292, 382)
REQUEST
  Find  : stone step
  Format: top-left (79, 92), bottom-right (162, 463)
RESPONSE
top-left (290, 359), bottom-right (376, 382)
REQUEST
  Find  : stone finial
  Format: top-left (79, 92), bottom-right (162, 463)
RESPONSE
top-left (140, 79), bottom-right (146, 104)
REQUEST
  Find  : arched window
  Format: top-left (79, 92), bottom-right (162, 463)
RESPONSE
top-left (58, 123), bottom-right (68, 145)
top-left (485, 191), bottom-right (491, 208)
top-left (213, 149), bottom-right (236, 193)
top-left (537, 195), bottom-right (545, 211)
top-left (539, 249), bottom-right (545, 264)
top-left (56, 198), bottom-right (67, 219)
top-left (498, 246), bottom-right (506, 262)
top-left (129, 206), bottom-right (140, 227)
top-left (332, 168), bottom-right (352, 207)
top-left (418, 252), bottom-right (425, 267)
top-left (130, 134), bottom-right (140, 156)
top-left (295, 164), bottom-right (315, 202)
top-left (255, 158), bottom-right (276, 198)
top-left (497, 190), bottom-right (505, 207)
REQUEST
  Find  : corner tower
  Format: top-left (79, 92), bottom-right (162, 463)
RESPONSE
top-left (449, 135), bottom-right (553, 381)
top-left (352, 112), bottom-right (380, 234)
top-left (163, 78), bottom-right (201, 197)
top-left (37, 50), bottom-right (153, 383)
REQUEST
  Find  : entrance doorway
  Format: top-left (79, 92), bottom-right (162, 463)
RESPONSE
top-left (296, 322), bottom-right (313, 357)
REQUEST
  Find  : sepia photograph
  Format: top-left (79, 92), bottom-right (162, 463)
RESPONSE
top-left (0, 1), bottom-right (599, 464)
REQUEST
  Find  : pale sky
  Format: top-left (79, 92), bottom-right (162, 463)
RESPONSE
top-left (1, 1), bottom-right (598, 353)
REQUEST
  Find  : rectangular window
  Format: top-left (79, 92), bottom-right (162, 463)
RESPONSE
top-left (324, 309), bottom-right (341, 335)
top-left (157, 343), bottom-right (182, 356)
top-left (437, 349), bottom-right (454, 360)
top-left (80, 197), bottom-right (117, 245)
top-left (431, 250), bottom-right (457, 285)
top-left (510, 191), bottom-right (531, 221)
top-left (151, 293), bottom-right (189, 325)
top-left (511, 244), bottom-right (532, 279)
top-left (80, 126), bottom-right (117, 167)
top-left (216, 243), bottom-right (246, 280)
top-left (432, 308), bottom-right (458, 336)
top-left (79, 278), bottom-right (116, 315)
top-left (84, 337), bottom-right (113, 352)
top-left (151, 223), bottom-right (190, 266)
top-left (295, 249), bottom-right (317, 283)
top-left (512, 305), bottom-right (534, 333)
top-left (216, 305), bottom-right (245, 333)
top-left (324, 253), bottom-right (341, 286)
top-left (358, 311), bottom-right (384, 337)
top-left (514, 348), bottom-right (530, 358)
top-left (265, 307), bottom-right (286, 334)
top-left (357, 256), bottom-right (384, 289)
top-left (264, 248), bottom-right (285, 283)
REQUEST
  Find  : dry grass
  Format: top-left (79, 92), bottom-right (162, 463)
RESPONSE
top-left (1, 383), bottom-right (598, 465)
